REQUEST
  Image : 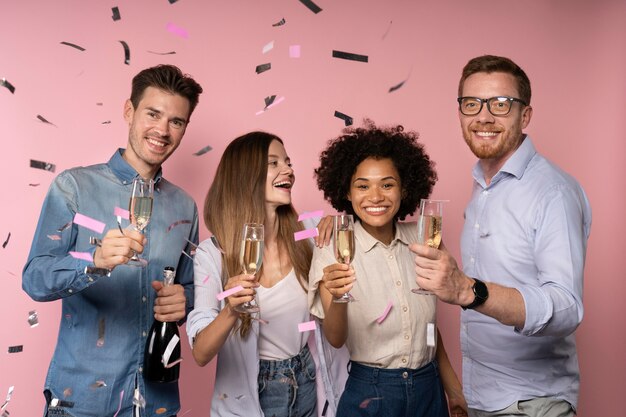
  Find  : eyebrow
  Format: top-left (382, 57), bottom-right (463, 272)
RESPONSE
top-left (268, 153), bottom-right (291, 161)
top-left (145, 107), bottom-right (188, 123)
top-left (353, 176), bottom-right (398, 182)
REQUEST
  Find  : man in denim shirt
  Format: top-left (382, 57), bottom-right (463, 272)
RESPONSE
top-left (23, 65), bottom-right (203, 417)
top-left (411, 56), bottom-right (591, 417)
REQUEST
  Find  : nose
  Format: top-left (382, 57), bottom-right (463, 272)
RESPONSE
top-left (154, 118), bottom-right (170, 137)
top-left (475, 102), bottom-right (496, 123)
top-left (368, 187), bottom-right (383, 203)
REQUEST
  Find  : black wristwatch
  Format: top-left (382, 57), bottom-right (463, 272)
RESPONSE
top-left (462, 278), bottom-right (489, 310)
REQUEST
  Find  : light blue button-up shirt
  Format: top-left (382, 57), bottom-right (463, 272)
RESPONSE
top-left (23, 149), bottom-right (198, 417)
top-left (460, 137), bottom-right (591, 412)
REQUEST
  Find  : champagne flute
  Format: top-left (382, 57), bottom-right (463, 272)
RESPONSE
top-left (234, 223), bottom-right (264, 313)
top-left (333, 214), bottom-right (355, 303)
top-left (412, 199), bottom-right (444, 295)
top-left (128, 177), bottom-right (154, 266)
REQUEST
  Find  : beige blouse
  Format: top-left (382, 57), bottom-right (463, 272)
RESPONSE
top-left (309, 221), bottom-right (436, 369)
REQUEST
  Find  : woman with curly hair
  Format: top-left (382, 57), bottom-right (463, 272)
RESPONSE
top-left (187, 131), bottom-right (344, 417)
top-left (309, 121), bottom-right (468, 417)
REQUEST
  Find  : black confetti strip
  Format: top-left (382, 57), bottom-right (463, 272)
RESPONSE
top-left (1, 78), bottom-right (15, 94)
top-left (167, 219), bottom-right (192, 232)
top-left (299, 0), bottom-right (322, 14)
top-left (334, 110), bottom-right (353, 126)
top-left (96, 317), bottom-right (105, 347)
top-left (60, 41), bottom-right (86, 51)
top-left (37, 114), bottom-right (56, 125)
top-left (28, 310), bottom-right (39, 327)
top-left (29, 183), bottom-right (40, 187)
top-left (111, 7), bottom-right (121, 21)
top-left (272, 18), bottom-right (286, 27)
top-left (147, 50), bottom-right (176, 55)
top-left (57, 221), bottom-right (72, 232)
top-left (193, 145), bottom-right (212, 156)
top-left (168, 0), bottom-right (179, 3)
top-left (264, 95), bottom-right (276, 108)
top-left (118, 40), bottom-right (130, 65)
top-left (388, 79), bottom-right (406, 93)
top-left (101, 120), bottom-right (111, 124)
top-left (8, 345), bottom-right (23, 353)
top-left (30, 159), bottom-right (56, 173)
top-left (255, 63), bottom-right (271, 74)
top-left (2, 232), bottom-right (10, 249)
top-left (322, 400), bottom-right (329, 416)
top-left (332, 50), bottom-right (368, 63)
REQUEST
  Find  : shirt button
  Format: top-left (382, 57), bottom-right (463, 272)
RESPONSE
top-left (142, 296), bottom-right (147, 302)
top-left (474, 223), bottom-right (479, 228)
top-left (139, 366), bottom-right (143, 373)
top-left (402, 306), bottom-right (408, 312)
top-left (402, 358), bottom-right (407, 364)
top-left (142, 331), bottom-right (147, 337)
top-left (88, 277), bottom-right (94, 282)
top-left (388, 255), bottom-right (394, 259)
top-left (470, 257), bottom-right (475, 263)
top-left (68, 289), bottom-right (73, 293)
top-left (396, 281), bottom-right (401, 286)
top-left (402, 371), bottom-right (408, 379)
top-left (404, 334), bottom-right (409, 340)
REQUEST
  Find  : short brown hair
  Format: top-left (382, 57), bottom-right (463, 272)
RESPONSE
top-left (458, 55), bottom-right (531, 105)
top-left (130, 64), bottom-right (203, 118)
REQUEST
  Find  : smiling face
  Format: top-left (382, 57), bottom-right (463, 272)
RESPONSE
top-left (459, 71), bottom-right (532, 177)
top-left (123, 86), bottom-right (191, 179)
top-left (265, 139), bottom-right (295, 211)
top-left (348, 157), bottom-right (402, 244)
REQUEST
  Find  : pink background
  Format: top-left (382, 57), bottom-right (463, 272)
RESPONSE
top-left (1, 1), bottom-right (624, 416)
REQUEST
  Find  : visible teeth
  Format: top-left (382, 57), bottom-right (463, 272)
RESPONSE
top-left (365, 207), bottom-right (386, 213)
top-left (147, 138), bottom-right (166, 147)
top-left (273, 181), bottom-right (291, 188)
top-left (476, 131), bottom-right (498, 137)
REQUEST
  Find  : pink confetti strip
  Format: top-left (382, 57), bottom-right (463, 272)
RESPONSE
top-left (164, 358), bottom-right (183, 368)
top-left (166, 22), bottom-right (189, 38)
top-left (112, 390), bottom-right (124, 417)
top-left (167, 219), bottom-right (192, 232)
top-left (294, 227), bottom-right (318, 241)
top-left (298, 320), bottom-right (317, 332)
top-left (69, 251), bottom-right (94, 262)
top-left (47, 234), bottom-right (62, 241)
top-left (262, 41), bottom-right (274, 54)
top-left (217, 285), bottom-right (244, 301)
top-left (376, 301), bottom-right (393, 324)
top-left (202, 275), bottom-right (210, 284)
top-left (289, 45), bottom-right (301, 58)
top-left (113, 206), bottom-right (130, 220)
top-left (73, 213), bottom-right (105, 234)
top-left (297, 210), bottom-right (323, 221)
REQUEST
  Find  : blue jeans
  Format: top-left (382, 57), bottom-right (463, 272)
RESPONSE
top-left (336, 361), bottom-right (449, 417)
top-left (258, 344), bottom-right (317, 417)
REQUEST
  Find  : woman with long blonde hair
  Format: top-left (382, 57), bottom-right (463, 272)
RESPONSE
top-left (187, 131), bottom-right (342, 417)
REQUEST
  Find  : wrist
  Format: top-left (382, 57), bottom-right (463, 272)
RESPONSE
top-left (461, 278), bottom-right (489, 310)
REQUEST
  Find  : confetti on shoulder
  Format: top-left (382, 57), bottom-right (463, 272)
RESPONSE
top-left (298, 210), bottom-right (324, 221)
top-left (294, 227), bottom-right (318, 241)
top-left (298, 320), bottom-right (317, 332)
top-left (167, 219), bottom-right (192, 232)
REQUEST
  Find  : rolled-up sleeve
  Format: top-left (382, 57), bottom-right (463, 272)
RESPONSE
top-left (186, 239), bottom-right (225, 346)
top-left (517, 184), bottom-right (590, 337)
top-left (308, 244), bottom-right (336, 320)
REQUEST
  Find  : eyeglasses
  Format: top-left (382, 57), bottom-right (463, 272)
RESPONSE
top-left (457, 96), bottom-right (528, 116)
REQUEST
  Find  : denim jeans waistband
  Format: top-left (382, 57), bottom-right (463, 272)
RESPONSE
top-left (348, 360), bottom-right (438, 383)
top-left (259, 344), bottom-right (312, 377)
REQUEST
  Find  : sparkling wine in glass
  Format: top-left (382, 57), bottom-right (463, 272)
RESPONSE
top-left (234, 223), bottom-right (264, 313)
top-left (128, 177), bottom-right (154, 266)
top-left (412, 199), bottom-right (444, 295)
top-left (333, 214), bottom-right (355, 303)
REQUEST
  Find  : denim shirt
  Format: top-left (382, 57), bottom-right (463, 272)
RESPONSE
top-left (23, 149), bottom-right (199, 417)
top-left (460, 137), bottom-right (591, 411)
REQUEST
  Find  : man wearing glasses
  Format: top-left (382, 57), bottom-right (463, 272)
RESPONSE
top-left (411, 55), bottom-right (591, 417)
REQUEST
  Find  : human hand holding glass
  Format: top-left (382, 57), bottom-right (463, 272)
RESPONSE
top-left (412, 199), bottom-right (444, 295)
top-left (128, 177), bottom-right (154, 266)
top-left (233, 223), bottom-right (264, 313)
top-left (332, 214), bottom-right (355, 303)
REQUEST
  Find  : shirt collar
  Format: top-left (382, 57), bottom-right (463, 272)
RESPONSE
top-left (107, 148), bottom-right (164, 185)
top-left (472, 135), bottom-right (536, 187)
top-left (355, 220), bottom-right (410, 253)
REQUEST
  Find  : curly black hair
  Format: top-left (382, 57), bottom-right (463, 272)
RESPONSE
top-left (314, 120), bottom-right (437, 222)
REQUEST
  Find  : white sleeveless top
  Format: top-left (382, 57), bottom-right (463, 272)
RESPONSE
top-left (256, 268), bottom-right (310, 360)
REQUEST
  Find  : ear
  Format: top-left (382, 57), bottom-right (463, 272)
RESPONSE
top-left (123, 99), bottom-right (134, 124)
top-left (521, 105), bottom-right (533, 129)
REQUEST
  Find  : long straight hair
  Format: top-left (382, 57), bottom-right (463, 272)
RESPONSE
top-left (203, 131), bottom-right (312, 337)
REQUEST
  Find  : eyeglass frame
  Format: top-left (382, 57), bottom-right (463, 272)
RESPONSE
top-left (457, 96), bottom-right (528, 116)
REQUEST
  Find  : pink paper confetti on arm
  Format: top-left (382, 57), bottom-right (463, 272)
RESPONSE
top-left (298, 320), bottom-right (317, 332)
top-left (294, 228), bottom-right (318, 241)
top-left (298, 210), bottom-right (324, 221)
top-left (113, 206), bottom-right (130, 220)
top-left (69, 251), bottom-right (94, 262)
top-left (376, 301), bottom-right (393, 324)
top-left (217, 285), bottom-right (244, 301)
top-left (73, 213), bottom-right (105, 234)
